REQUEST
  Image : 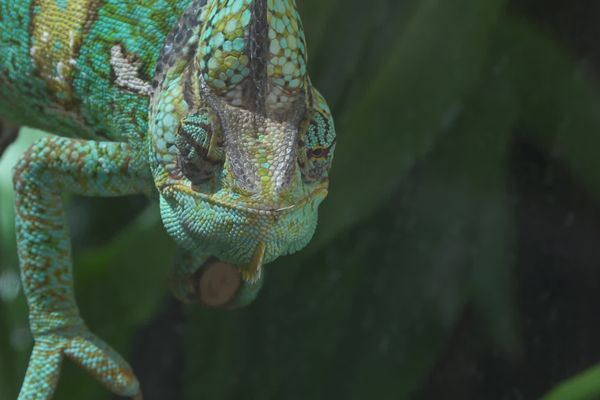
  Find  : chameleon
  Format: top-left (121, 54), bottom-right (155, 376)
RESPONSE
top-left (0, 0), bottom-right (336, 398)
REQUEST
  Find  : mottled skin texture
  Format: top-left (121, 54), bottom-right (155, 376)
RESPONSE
top-left (0, 0), bottom-right (335, 398)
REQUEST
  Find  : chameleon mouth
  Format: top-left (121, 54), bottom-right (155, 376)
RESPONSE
top-left (162, 182), bottom-right (328, 216)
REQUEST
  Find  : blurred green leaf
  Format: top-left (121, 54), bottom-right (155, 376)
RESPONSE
top-left (496, 18), bottom-right (600, 206)
top-left (312, 0), bottom-right (508, 248)
top-left (0, 310), bottom-right (16, 400)
top-left (450, 60), bottom-right (519, 354)
top-left (542, 362), bottom-right (600, 400)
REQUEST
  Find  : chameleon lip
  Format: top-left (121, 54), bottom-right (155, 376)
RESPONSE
top-left (162, 182), bottom-right (328, 216)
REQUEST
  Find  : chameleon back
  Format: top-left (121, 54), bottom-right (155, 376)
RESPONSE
top-left (0, 0), bottom-right (193, 142)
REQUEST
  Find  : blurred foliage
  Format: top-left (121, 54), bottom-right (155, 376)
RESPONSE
top-left (3, 0), bottom-right (600, 399)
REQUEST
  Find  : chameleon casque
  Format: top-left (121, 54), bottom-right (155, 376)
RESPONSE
top-left (0, 0), bottom-right (336, 398)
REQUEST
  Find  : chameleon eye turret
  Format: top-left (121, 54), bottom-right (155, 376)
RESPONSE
top-left (176, 110), bottom-right (224, 184)
top-left (299, 91), bottom-right (336, 183)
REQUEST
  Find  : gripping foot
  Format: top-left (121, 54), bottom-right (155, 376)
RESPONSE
top-left (18, 329), bottom-right (140, 400)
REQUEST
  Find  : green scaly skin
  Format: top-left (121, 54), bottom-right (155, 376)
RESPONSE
top-left (0, 0), bottom-right (336, 398)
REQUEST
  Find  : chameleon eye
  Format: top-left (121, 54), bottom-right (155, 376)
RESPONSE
top-left (176, 110), bottom-right (224, 184)
top-left (299, 105), bottom-right (336, 183)
top-left (308, 147), bottom-right (327, 159)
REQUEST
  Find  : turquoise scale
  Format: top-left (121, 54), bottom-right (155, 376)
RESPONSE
top-left (198, 0), bottom-right (253, 93)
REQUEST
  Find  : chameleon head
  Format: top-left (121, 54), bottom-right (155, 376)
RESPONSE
top-left (149, 0), bottom-right (336, 286)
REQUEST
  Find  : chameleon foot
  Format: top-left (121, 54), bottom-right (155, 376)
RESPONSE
top-left (18, 330), bottom-right (140, 400)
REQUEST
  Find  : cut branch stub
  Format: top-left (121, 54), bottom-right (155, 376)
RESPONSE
top-left (195, 259), bottom-right (242, 308)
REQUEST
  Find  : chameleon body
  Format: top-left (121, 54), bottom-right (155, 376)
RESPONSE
top-left (0, 0), bottom-right (336, 398)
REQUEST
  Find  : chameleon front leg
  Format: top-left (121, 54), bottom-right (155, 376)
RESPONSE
top-left (13, 137), bottom-right (152, 400)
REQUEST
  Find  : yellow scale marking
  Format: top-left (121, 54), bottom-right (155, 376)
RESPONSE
top-left (30, 0), bottom-right (102, 104)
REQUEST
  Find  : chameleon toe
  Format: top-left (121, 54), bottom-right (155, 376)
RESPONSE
top-left (64, 333), bottom-right (140, 397)
top-left (18, 337), bottom-right (64, 400)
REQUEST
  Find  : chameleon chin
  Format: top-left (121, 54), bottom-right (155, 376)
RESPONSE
top-left (1, 0), bottom-right (335, 398)
top-left (180, 181), bottom-right (329, 307)
top-left (162, 178), bottom-right (329, 308)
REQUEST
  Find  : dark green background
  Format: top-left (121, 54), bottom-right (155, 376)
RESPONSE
top-left (3, 0), bottom-right (600, 399)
